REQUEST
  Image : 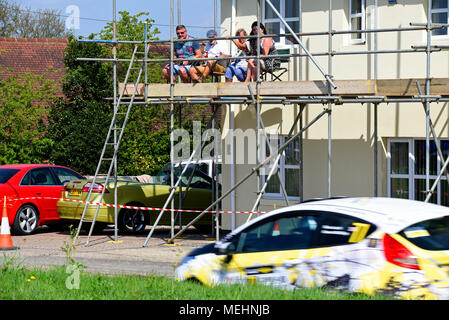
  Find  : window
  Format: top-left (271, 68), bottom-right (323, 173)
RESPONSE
top-left (153, 164), bottom-right (212, 189)
top-left (262, 135), bottom-right (301, 201)
top-left (51, 167), bottom-right (84, 184)
top-left (317, 213), bottom-right (376, 247)
top-left (388, 139), bottom-right (449, 206)
top-left (21, 168), bottom-right (57, 186)
top-left (183, 171), bottom-right (212, 190)
top-left (349, 0), bottom-right (366, 43)
top-left (263, 0), bottom-right (300, 46)
top-left (0, 169), bottom-right (19, 184)
top-left (224, 211), bottom-right (375, 254)
top-left (431, 0), bottom-right (449, 37)
top-left (400, 216), bottom-right (449, 251)
top-left (227, 213), bottom-right (319, 253)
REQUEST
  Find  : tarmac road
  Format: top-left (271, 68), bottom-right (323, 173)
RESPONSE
top-left (2, 225), bottom-right (223, 277)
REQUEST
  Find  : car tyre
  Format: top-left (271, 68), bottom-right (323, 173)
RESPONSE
top-left (12, 204), bottom-right (39, 235)
top-left (118, 208), bottom-right (146, 234)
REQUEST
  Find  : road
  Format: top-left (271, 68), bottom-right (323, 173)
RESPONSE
top-left (2, 225), bottom-right (221, 277)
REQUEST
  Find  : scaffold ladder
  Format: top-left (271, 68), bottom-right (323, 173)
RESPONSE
top-left (74, 45), bottom-right (144, 245)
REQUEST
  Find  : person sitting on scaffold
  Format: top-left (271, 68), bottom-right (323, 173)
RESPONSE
top-left (162, 24), bottom-right (202, 83)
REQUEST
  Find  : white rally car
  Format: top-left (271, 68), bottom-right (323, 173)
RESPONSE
top-left (175, 197), bottom-right (449, 299)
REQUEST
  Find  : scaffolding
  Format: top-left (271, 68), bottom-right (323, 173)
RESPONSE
top-left (73, 0), bottom-right (449, 247)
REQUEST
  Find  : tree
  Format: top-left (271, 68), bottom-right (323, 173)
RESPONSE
top-left (62, 35), bottom-right (113, 102)
top-left (97, 10), bottom-right (163, 84)
top-left (96, 11), bottom-right (211, 176)
top-left (46, 99), bottom-right (112, 174)
top-left (0, 69), bottom-right (60, 164)
top-left (97, 11), bottom-right (173, 175)
top-left (98, 11), bottom-right (160, 42)
top-left (46, 35), bottom-right (113, 175)
top-left (0, 0), bottom-right (69, 38)
top-left (46, 11), bottom-right (212, 176)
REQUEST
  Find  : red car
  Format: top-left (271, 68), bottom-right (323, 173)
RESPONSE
top-left (0, 164), bottom-right (85, 235)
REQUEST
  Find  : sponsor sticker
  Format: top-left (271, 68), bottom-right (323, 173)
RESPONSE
top-left (404, 229), bottom-right (430, 238)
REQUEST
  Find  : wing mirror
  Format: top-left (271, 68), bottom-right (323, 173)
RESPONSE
top-left (216, 241), bottom-right (234, 264)
top-left (217, 242), bottom-right (235, 264)
top-left (217, 241), bottom-right (231, 254)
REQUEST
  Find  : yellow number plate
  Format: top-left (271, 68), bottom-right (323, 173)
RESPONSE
top-left (68, 189), bottom-right (82, 197)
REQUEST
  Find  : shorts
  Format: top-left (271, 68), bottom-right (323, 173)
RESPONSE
top-left (166, 64), bottom-right (193, 75)
top-left (195, 62), bottom-right (227, 75)
top-left (225, 64), bottom-right (247, 82)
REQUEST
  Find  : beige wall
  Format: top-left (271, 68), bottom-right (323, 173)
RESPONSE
top-left (219, 0), bottom-right (449, 230)
top-left (221, 0), bottom-right (449, 81)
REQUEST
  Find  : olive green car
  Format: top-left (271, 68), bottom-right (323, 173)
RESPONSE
top-left (57, 165), bottom-right (219, 234)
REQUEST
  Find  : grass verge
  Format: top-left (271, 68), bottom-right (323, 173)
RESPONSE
top-left (0, 263), bottom-right (393, 300)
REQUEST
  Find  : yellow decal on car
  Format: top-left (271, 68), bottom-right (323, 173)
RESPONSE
top-left (404, 229), bottom-right (430, 238)
top-left (348, 223), bottom-right (371, 243)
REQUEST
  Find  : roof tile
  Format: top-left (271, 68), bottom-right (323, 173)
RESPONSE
top-left (0, 38), bottom-right (67, 80)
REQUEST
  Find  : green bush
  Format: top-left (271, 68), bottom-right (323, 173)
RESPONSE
top-left (1, 11), bottom-right (214, 175)
top-left (0, 70), bottom-right (59, 165)
top-left (46, 12), bottom-right (212, 176)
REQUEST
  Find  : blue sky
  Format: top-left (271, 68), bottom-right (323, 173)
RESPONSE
top-left (13, 0), bottom-right (220, 40)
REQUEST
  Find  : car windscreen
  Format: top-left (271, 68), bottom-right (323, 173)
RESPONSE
top-left (153, 163), bottom-right (212, 187)
top-left (399, 216), bottom-right (449, 251)
top-left (0, 169), bottom-right (19, 183)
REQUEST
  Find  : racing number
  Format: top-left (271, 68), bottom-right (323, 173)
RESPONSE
top-left (348, 223), bottom-right (371, 243)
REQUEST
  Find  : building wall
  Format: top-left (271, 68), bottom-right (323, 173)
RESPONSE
top-left (219, 0), bottom-right (449, 230)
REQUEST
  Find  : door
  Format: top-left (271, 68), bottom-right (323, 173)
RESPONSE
top-left (20, 167), bottom-right (63, 220)
top-left (222, 212), bottom-right (320, 287)
top-left (181, 169), bottom-right (214, 210)
top-left (221, 210), bottom-right (377, 289)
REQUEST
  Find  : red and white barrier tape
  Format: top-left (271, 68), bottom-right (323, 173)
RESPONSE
top-left (0, 196), bottom-right (269, 215)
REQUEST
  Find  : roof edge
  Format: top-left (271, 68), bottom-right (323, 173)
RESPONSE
top-left (0, 38), bottom-right (68, 43)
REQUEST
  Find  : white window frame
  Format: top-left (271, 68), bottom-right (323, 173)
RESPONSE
top-left (431, 0), bottom-right (449, 39)
top-left (262, 135), bottom-right (301, 201)
top-left (262, 0), bottom-right (301, 48)
top-left (387, 138), bottom-right (448, 206)
top-left (349, 0), bottom-right (366, 44)
top-left (387, 138), bottom-right (413, 200)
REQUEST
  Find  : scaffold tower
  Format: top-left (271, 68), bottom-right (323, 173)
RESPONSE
top-left (73, 0), bottom-right (449, 247)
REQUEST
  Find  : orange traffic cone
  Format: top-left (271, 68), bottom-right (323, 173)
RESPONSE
top-left (0, 196), bottom-right (18, 251)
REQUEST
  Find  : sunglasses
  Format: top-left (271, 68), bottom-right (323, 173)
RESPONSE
top-left (176, 31), bottom-right (185, 35)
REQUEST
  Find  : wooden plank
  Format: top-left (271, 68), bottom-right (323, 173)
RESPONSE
top-left (120, 83), bottom-right (146, 96)
top-left (140, 80), bottom-right (375, 97)
top-left (376, 78), bottom-right (449, 96)
top-left (119, 78), bottom-right (449, 98)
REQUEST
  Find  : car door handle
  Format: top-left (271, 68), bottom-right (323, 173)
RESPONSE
top-left (36, 193), bottom-right (42, 195)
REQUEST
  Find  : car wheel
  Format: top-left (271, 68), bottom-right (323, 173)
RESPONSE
top-left (118, 208), bottom-right (146, 234)
top-left (13, 204), bottom-right (39, 235)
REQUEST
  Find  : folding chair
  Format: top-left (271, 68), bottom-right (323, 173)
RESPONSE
top-left (261, 48), bottom-right (289, 82)
top-left (261, 65), bottom-right (288, 81)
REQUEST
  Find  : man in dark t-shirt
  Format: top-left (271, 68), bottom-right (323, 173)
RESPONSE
top-left (162, 25), bottom-right (202, 83)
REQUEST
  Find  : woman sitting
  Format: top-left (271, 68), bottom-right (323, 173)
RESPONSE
top-left (225, 28), bottom-right (251, 82)
top-left (247, 21), bottom-right (281, 82)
